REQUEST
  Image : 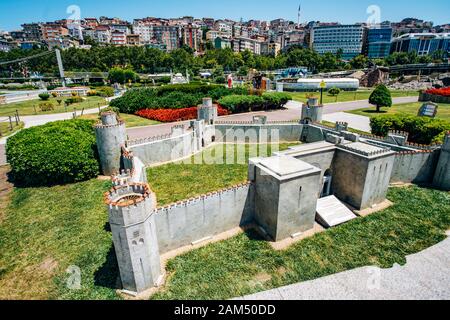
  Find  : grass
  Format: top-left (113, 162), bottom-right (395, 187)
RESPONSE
top-left (290, 90), bottom-right (419, 104)
top-left (147, 143), bottom-right (298, 206)
top-left (153, 186), bottom-right (450, 300)
top-left (0, 121), bottom-right (24, 138)
top-left (348, 102), bottom-right (450, 122)
top-left (80, 113), bottom-right (160, 128)
top-left (0, 96), bottom-right (107, 117)
top-left (0, 178), bottom-right (119, 300)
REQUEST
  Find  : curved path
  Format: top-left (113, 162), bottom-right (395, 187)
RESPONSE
top-left (236, 235), bottom-right (450, 300)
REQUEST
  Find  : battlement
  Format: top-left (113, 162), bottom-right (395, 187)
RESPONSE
top-left (127, 133), bottom-right (178, 147)
top-left (154, 182), bottom-right (252, 212)
top-left (111, 169), bottom-right (133, 186)
top-left (94, 111), bottom-right (125, 129)
top-left (338, 142), bottom-right (392, 157)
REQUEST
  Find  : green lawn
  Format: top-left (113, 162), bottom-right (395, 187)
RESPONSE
top-left (154, 186), bottom-right (450, 300)
top-left (290, 90), bottom-right (419, 104)
top-left (0, 121), bottom-right (24, 138)
top-left (0, 178), bottom-right (118, 300)
top-left (147, 143), bottom-right (298, 206)
top-left (0, 96), bottom-right (107, 117)
top-left (80, 113), bottom-right (160, 128)
top-left (348, 102), bottom-right (450, 122)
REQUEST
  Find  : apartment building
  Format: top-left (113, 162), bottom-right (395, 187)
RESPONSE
top-left (311, 24), bottom-right (366, 60)
top-left (111, 30), bottom-right (127, 46)
top-left (41, 23), bottom-right (69, 41)
top-left (181, 24), bottom-right (202, 51)
top-left (21, 23), bottom-right (43, 41)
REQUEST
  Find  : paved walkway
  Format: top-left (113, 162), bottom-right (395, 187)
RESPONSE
top-left (236, 235), bottom-right (450, 300)
top-left (323, 112), bottom-right (371, 132)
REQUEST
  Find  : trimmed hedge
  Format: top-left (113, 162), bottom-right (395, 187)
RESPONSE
top-left (6, 119), bottom-right (100, 186)
top-left (370, 114), bottom-right (450, 145)
top-left (110, 85), bottom-right (251, 114)
top-left (218, 95), bottom-right (265, 113)
top-left (218, 92), bottom-right (292, 113)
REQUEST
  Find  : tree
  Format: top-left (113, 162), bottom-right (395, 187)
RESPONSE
top-left (328, 87), bottom-right (341, 102)
top-left (108, 67), bottom-right (137, 84)
top-left (349, 55), bottom-right (368, 69)
top-left (369, 84), bottom-right (392, 113)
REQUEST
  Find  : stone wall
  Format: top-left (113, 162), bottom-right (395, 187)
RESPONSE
top-left (153, 183), bottom-right (254, 254)
top-left (419, 92), bottom-right (450, 104)
top-left (391, 151), bottom-right (440, 184)
top-left (215, 123), bottom-right (303, 143)
top-left (128, 131), bottom-right (195, 166)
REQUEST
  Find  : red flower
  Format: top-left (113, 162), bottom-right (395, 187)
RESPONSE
top-left (136, 106), bottom-right (229, 123)
top-left (425, 87), bottom-right (450, 97)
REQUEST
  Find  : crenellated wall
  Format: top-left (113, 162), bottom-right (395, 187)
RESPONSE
top-left (153, 182), bottom-right (254, 254)
top-left (215, 123), bottom-right (303, 143)
top-left (128, 131), bottom-right (195, 166)
top-left (391, 150), bottom-right (440, 184)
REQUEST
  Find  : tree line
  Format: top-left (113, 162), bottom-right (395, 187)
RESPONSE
top-left (0, 44), bottom-right (447, 79)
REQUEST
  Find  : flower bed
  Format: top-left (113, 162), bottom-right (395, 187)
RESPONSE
top-left (136, 106), bottom-right (229, 123)
top-left (425, 87), bottom-right (450, 97)
top-left (420, 87), bottom-right (450, 103)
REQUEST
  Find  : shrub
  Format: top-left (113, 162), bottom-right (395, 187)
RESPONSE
top-left (39, 102), bottom-right (54, 112)
top-left (218, 95), bottom-right (265, 113)
top-left (155, 83), bottom-right (222, 96)
top-left (65, 96), bottom-right (84, 105)
top-left (369, 84), bottom-right (392, 112)
top-left (87, 90), bottom-right (98, 96)
top-left (6, 119), bottom-right (100, 186)
top-left (207, 87), bottom-right (250, 101)
top-left (370, 114), bottom-right (450, 144)
top-left (328, 87), bottom-right (341, 96)
top-left (39, 93), bottom-right (50, 101)
top-left (51, 92), bottom-right (58, 98)
top-left (262, 92), bottom-right (292, 109)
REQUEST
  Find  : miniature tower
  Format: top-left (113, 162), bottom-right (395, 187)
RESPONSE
top-left (197, 98), bottom-right (218, 125)
top-left (433, 132), bottom-right (450, 191)
top-left (301, 97), bottom-right (323, 124)
top-left (106, 183), bottom-right (162, 294)
top-left (94, 111), bottom-right (127, 176)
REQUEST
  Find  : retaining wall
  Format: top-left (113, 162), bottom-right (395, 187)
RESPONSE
top-left (153, 183), bottom-right (254, 254)
top-left (419, 92), bottom-right (450, 104)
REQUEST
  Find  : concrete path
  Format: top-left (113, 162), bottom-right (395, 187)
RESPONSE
top-left (236, 235), bottom-right (450, 300)
top-left (323, 112), bottom-right (371, 132)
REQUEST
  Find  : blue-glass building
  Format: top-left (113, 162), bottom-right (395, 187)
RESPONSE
top-left (391, 33), bottom-right (450, 56)
top-left (366, 27), bottom-right (393, 58)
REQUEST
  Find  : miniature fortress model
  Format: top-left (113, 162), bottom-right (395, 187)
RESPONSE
top-left (95, 98), bottom-right (450, 294)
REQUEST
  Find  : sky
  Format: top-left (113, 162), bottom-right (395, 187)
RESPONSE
top-left (0, 0), bottom-right (449, 31)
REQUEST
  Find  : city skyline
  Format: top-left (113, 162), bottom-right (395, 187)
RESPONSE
top-left (1, 0), bottom-right (449, 31)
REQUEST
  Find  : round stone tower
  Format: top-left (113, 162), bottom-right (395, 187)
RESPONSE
top-left (106, 183), bottom-right (161, 294)
top-left (94, 111), bottom-right (127, 176)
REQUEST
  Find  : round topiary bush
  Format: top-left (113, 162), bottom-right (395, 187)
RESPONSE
top-left (6, 119), bottom-right (100, 186)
